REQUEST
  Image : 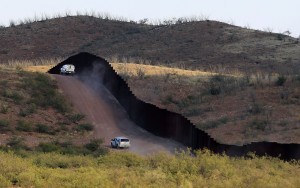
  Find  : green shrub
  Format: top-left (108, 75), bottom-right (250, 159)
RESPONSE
top-left (207, 75), bottom-right (246, 96)
top-left (35, 123), bottom-right (53, 134)
top-left (2, 90), bottom-right (23, 103)
top-left (249, 119), bottom-right (269, 131)
top-left (85, 139), bottom-right (103, 152)
top-left (0, 119), bottom-right (10, 131)
top-left (36, 140), bottom-right (107, 156)
top-left (0, 104), bottom-right (8, 114)
top-left (0, 175), bottom-right (10, 187)
top-left (276, 75), bottom-right (287, 86)
top-left (6, 136), bottom-right (27, 150)
top-left (37, 142), bottom-right (60, 153)
top-left (16, 120), bottom-right (33, 132)
top-left (76, 124), bottom-right (94, 132)
top-left (33, 153), bottom-right (94, 168)
top-left (248, 103), bottom-right (264, 114)
top-left (18, 103), bottom-right (37, 117)
top-left (68, 113), bottom-right (85, 123)
top-left (197, 116), bottom-right (228, 130)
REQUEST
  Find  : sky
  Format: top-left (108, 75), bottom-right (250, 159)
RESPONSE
top-left (1, 0), bottom-right (300, 37)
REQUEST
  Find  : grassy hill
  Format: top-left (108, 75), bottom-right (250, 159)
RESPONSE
top-left (1, 15), bottom-right (300, 73)
top-left (0, 66), bottom-right (98, 148)
top-left (1, 15), bottom-right (299, 145)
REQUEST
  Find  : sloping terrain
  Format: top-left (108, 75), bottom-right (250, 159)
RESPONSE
top-left (0, 69), bottom-right (95, 147)
top-left (54, 74), bottom-right (184, 155)
top-left (1, 16), bottom-right (300, 73)
top-left (111, 63), bottom-right (300, 145)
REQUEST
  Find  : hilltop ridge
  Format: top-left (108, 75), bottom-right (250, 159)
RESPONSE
top-left (1, 15), bottom-right (299, 73)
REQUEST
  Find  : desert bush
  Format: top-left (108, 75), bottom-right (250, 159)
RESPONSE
top-left (6, 136), bottom-right (27, 150)
top-left (37, 140), bottom-right (108, 156)
top-left (0, 80), bottom-right (8, 87)
top-left (68, 113), bottom-right (85, 123)
top-left (0, 175), bottom-right (10, 187)
top-left (18, 103), bottom-right (37, 117)
top-left (84, 139), bottom-right (103, 152)
top-left (183, 107), bottom-right (210, 117)
top-left (176, 95), bottom-right (200, 109)
top-left (37, 142), bottom-right (60, 153)
top-left (248, 102), bottom-right (264, 114)
top-left (206, 75), bottom-right (246, 95)
top-left (33, 152), bottom-right (94, 168)
top-left (23, 73), bottom-right (70, 113)
top-left (1, 89), bottom-right (23, 103)
top-left (248, 91), bottom-right (264, 114)
top-left (16, 120), bottom-right (33, 132)
top-left (0, 119), bottom-right (10, 131)
top-left (35, 123), bottom-right (53, 134)
top-left (197, 116), bottom-right (228, 130)
top-left (162, 95), bottom-right (178, 105)
top-left (276, 75), bottom-right (287, 86)
top-left (76, 123), bottom-right (94, 131)
top-left (248, 119), bottom-right (269, 131)
top-left (0, 104), bottom-right (9, 114)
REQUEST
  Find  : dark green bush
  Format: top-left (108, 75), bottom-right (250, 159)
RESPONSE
top-left (85, 139), bottom-right (103, 152)
top-left (1, 90), bottom-right (23, 103)
top-left (249, 119), bottom-right (269, 131)
top-left (276, 75), bottom-right (287, 86)
top-left (36, 140), bottom-right (108, 156)
top-left (35, 123), bottom-right (53, 134)
top-left (0, 104), bottom-right (8, 114)
top-left (16, 120), bottom-right (33, 132)
top-left (207, 75), bottom-right (246, 96)
top-left (0, 119), bottom-right (10, 131)
top-left (37, 142), bottom-right (60, 152)
top-left (6, 136), bottom-right (27, 150)
top-left (18, 103), bottom-right (37, 117)
top-left (76, 124), bottom-right (94, 131)
top-left (68, 113), bottom-right (85, 123)
top-left (197, 116), bottom-right (228, 130)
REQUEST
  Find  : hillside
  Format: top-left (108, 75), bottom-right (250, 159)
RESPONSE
top-left (110, 63), bottom-right (300, 145)
top-left (0, 68), bottom-right (98, 148)
top-left (1, 16), bottom-right (300, 145)
top-left (1, 16), bottom-right (300, 73)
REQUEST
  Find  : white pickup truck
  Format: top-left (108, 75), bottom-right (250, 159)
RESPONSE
top-left (111, 137), bottom-right (130, 148)
top-left (60, 64), bottom-right (75, 75)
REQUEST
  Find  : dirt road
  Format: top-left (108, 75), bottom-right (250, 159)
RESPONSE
top-left (54, 75), bottom-right (184, 155)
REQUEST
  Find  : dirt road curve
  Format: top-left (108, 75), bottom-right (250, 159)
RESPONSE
top-left (54, 75), bottom-right (184, 155)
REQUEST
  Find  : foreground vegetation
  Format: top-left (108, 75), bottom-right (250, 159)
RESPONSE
top-left (0, 149), bottom-right (298, 187)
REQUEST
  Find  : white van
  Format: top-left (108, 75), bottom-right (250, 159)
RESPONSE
top-left (60, 64), bottom-right (75, 75)
top-left (111, 137), bottom-right (130, 148)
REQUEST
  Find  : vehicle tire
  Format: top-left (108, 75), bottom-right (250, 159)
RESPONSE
top-left (111, 143), bottom-right (114, 148)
